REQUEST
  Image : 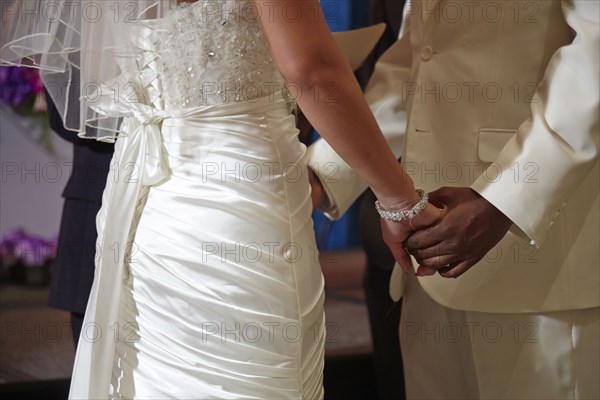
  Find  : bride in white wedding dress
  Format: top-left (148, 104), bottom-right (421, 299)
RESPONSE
top-left (2, 0), bottom-right (442, 398)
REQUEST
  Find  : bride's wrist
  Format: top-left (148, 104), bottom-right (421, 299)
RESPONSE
top-left (376, 191), bottom-right (422, 212)
top-left (375, 189), bottom-right (443, 231)
top-left (375, 188), bottom-right (427, 219)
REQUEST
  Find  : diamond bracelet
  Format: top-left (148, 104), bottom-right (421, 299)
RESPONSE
top-left (375, 189), bottom-right (429, 222)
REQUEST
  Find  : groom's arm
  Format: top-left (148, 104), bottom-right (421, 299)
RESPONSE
top-left (307, 22), bottom-right (413, 219)
top-left (470, 0), bottom-right (599, 247)
top-left (406, 0), bottom-right (599, 277)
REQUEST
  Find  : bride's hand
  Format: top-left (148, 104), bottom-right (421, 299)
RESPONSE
top-left (307, 168), bottom-right (324, 210)
top-left (380, 202), bottom-right (443, 274)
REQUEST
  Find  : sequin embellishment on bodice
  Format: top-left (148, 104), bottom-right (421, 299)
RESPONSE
top-left (135, 0), bottom-right (285, 110)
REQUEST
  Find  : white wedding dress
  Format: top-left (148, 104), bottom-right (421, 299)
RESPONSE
top-left (69, 1), bottom-right (325, 398)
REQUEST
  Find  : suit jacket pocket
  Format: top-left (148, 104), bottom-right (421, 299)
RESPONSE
top-left (478, 128), bottom-right (517, 163)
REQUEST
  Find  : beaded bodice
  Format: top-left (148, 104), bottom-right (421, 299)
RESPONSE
top-left (132, 0), bottom-right (284, 110)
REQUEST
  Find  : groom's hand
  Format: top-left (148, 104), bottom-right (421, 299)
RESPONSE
top-left (405, 187), bottom-right (512, 278)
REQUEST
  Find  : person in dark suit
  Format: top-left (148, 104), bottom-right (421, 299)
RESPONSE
top-left (358, 1), bottom-right (406, 399)
top-left (45, 90), bottom-right (114, 346)
top-left (304, 2), bottom-right (406, 398)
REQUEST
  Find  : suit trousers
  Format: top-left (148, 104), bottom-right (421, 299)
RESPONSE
top-left (400, 273), bottom-right (600, 399)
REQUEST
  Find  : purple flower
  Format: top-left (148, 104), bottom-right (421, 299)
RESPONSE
top-left (1, 228), bottom-right (58, 267)
top-left (0, 66), bottom-right (43, 107)
top-left (43, 240), bottom-right (58, 260)
top-left (1, 227), bottom-right (27, 250)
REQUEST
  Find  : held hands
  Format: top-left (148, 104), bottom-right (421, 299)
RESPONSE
top-left (310, 172), bottom-right (512, 279)
top-left (402, 187), bottom-right (512, 278)
top-left (379, 200), bottom-right (444, 273)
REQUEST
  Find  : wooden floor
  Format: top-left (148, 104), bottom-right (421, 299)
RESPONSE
top-left (0, 249), bottom-right (377, 398)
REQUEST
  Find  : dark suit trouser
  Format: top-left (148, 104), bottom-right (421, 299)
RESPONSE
top-left (359, 189), bottom-right (405, 400)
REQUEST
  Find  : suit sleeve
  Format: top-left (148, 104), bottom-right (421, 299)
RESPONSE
top-left (471, 0), bottom-right (600, 247)
top-left (44, 87), bottom-right (88, 145)
top-left (306, 20), bottom-right (414, 220)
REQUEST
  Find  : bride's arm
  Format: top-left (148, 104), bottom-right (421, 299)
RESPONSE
top-left (254, 0), bottom-right (416, 209)
top-left (253, 0), bottom-right (441, 270)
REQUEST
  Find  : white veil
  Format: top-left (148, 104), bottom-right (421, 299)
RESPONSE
top-left (1, 1), bottom-right (386, 142)
top-left (0, 0), bottom-right (179, 141)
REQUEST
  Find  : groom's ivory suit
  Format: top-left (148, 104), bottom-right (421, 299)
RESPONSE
top-left (308, 0), bottom-right (599, 398)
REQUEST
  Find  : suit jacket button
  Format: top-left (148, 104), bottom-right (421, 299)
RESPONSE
top-left (421, 45), bottom-right (434, 61)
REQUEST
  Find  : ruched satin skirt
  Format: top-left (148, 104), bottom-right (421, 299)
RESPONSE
top-left (75, 96), bottom-right (325, 399)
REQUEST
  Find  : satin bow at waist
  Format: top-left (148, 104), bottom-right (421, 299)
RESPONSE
top-left (120, 94), bottom-right (291, 186)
